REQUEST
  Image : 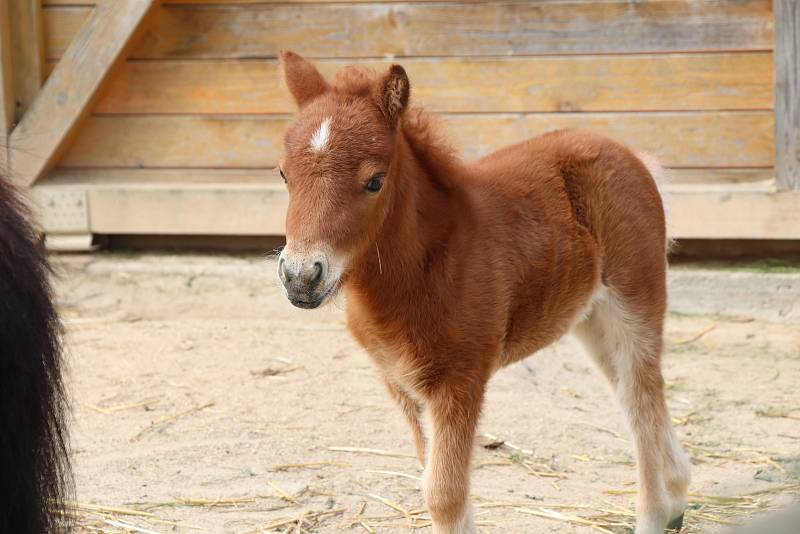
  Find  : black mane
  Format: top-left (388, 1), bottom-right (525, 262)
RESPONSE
top-left (0, 178), bottom-right (72, 533)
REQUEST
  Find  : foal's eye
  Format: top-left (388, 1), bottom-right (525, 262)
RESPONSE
top-left (278, 167), bottom-right (287, 184)
top-left (364, 172), bottom-right (385, 193)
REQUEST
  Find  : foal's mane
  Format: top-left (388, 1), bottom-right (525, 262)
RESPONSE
top-left (333, 66), bottom-right (463, 189)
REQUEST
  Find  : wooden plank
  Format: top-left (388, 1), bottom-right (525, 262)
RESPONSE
top-left (32, 170), bottom-right (800, 239)
top-left (666, 168), bottom-right (774, 185)
top-left (42, 1), bottom-right (773, 60)
top-left (42, 6), bottom-right (93, 60)
top-left (774, 0), bottom-right (800, 190)
top-left (59, 112), bottom-right (773, 169)
top-left (669, 188), bottom-right (800, 239)
top-left (44, 166), bottom-right (775, 188)
top-left (36, 169), bottom-right (286, 235)
top-left (449, 112), bottom-right (774, 166)
top-left (93, 53), bottom-right (773, 115)
top-left (8, 0), bottom-right (45, 120)
top-left (61, 116), bottom-right (288, 168)
top-left (8, 0), bottom-right (160, 186)
top-left (0, 1), bottom-right (13, 170)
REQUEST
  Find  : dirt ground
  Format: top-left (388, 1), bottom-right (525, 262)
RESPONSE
top-left (52, 253), bottom-right (799, 534)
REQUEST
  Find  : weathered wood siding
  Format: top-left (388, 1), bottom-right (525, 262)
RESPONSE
top-left (37, 0), bottom-right (781, 238)
top-left (45, 0), bottom-right (774, 182)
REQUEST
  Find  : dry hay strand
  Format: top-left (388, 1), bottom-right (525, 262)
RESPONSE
top-left (362, 493), bottom-right (432, 530)
top-left (174, 497), bottom-right (258, 507)
top-left (267, 482), bottom-right (308, 504)
top-left (63, 501), bottom-right (154, 518)
top-left (672, 322), bottom-right (717, 345)
top-left (756, 406), bottom-right (800, 421)
top-left (479, 433), bottom-right (567, 490)
top-left (130, 401), bottom-right (214, 441)
top-left (270, 460), bottom-right (351, 471)
top-left (365, 469), bottom-right (422, 481)
top-left (102, 519), bottom-right (161, 534)
top-left (328, 446), bottom-right (417, 459)
top-left (86, 397), bottom-right (161, 415)
top-left (250, 365), bottom-right (303, 378)
top-left (258, 508), bottom-right (345, 532)
top-left (604, 484), bottom-right (800, 532)
top-left (515, 506), bottom-right (624, 533)
top-left (339, 500), bottom-right (368, 530)
top-left (63, 501), bottom-right (206, 533)
top-left (683, 442), bottom-right (788, 473)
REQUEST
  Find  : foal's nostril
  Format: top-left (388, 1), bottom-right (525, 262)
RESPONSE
top-left (310, 261), bottom-right (323, 287)
top-left (278, 257), bottom-right (291, 283)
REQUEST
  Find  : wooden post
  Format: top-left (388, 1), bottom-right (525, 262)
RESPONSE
top-left (0, 1), bottom-right (14, 170)
top-left (775, 0), bottom-right (800, 191)
top-left (8, 0), bottom-right (44, 122)
top-left (8, 0), bottom-right (160, 186)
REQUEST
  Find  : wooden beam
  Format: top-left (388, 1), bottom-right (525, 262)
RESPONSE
top-left (8, 0), bottom-right (44, 121)
top-left (8, 0), bottom-right (159, 187)
top-left (34, 169), bottom-right (286, 235)
top-left (0, 1), bottom-right (14, 170)
top-left (92, 53), bottom-right (773, 115)
top-left (31, 170), bottom-right (800, 240)
top-left (57, 111), bottom-right (774, 169)
top-left (774, 0), bottom-right (800, 191)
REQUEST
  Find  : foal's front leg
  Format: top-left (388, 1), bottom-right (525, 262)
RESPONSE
top-left (382, 378), bottom-right (427, 465)
top-left (422, 382), bottom-right (485, 534)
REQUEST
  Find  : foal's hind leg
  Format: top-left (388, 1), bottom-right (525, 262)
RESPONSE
top-left (574, 290), bottom-right (690, 534)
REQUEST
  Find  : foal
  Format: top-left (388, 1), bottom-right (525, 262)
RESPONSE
top-left (276, 51), bottom-right (690, 534)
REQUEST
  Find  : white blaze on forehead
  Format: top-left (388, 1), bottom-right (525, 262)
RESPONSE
top-left (309, 116), bottom-right (332, 152)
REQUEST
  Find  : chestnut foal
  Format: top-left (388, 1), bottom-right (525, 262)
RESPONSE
top-left (276, 51), bottom-right (690, 534)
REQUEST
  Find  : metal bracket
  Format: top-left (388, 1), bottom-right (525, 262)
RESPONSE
top-left (33, 189), bottom-right (90, 234)
top-left (31, 188), bottom-right (98, 251)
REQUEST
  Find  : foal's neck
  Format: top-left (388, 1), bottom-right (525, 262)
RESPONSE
top-left (356, 122), bottom-right (467, 290)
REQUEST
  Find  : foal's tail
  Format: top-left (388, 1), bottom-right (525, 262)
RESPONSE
top-left (635, 151), bottom-right (673, 251)
top-left (0, 178), bottom-right (72, 533)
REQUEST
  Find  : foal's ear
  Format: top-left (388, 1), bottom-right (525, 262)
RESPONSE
top-left (375, 65), bottom-right (410, 128)
top-left (280, 50), bottom-right (329, 108)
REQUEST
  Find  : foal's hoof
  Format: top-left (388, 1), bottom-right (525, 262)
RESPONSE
top-left (666, 512), bottom-right (684, 532)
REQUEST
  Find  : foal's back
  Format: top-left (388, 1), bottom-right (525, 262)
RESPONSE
top-left (467, 128), bottom-right (668, 364)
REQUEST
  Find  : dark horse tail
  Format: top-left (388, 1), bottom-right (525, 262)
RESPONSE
top-left (0, 178), bottom-right (71, 532)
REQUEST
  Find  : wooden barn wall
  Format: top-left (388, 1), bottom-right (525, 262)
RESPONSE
top-left (39, 0), bottom-right (775, 234)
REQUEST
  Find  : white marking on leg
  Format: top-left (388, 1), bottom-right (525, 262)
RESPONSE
top-left (309, 116), bottom-right (332, 152)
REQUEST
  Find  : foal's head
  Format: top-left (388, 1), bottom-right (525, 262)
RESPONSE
top-left (277, 51), bottom-right (410, 309)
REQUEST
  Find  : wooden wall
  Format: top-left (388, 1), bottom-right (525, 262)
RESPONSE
top-left (34, 0), bottom-right (791, 239)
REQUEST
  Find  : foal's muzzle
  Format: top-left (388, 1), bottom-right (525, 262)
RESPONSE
top-left (278, 253), bottom-right (332, 309)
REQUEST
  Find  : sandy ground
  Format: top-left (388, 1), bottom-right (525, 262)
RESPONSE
top-left (52, 253), bottom-right (800, 534)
